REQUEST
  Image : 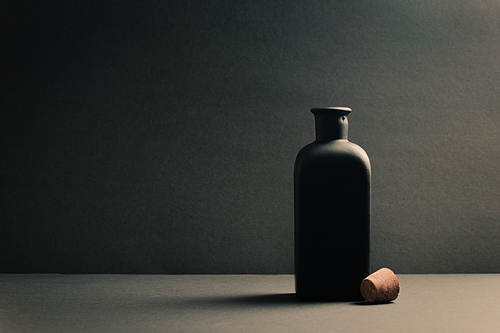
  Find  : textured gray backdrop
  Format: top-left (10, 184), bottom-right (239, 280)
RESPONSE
top-left (2, 0), bottom-right (500, 273)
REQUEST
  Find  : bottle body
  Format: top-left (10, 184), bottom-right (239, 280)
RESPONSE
top-left (294, 108), bottom-right (371, 301)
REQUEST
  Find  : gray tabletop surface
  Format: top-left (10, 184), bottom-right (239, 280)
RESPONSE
top-left (0, 274), bottom-right (499, 332)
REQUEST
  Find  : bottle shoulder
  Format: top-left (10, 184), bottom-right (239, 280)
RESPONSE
top-left (295, 139), bottom-right (371, 170)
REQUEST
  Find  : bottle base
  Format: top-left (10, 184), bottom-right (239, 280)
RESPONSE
top-left (295, 292), bottom-right (365, 302)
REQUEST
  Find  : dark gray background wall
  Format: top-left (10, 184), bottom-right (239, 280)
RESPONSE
top-left (2, 0), bottom-right (500, 274)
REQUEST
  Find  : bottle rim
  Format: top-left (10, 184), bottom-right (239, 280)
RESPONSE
top-left (311, 107), bottom-right (352, 115)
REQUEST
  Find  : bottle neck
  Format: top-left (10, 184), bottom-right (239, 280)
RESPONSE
top-left (312, 108), bottom-right (350, 141)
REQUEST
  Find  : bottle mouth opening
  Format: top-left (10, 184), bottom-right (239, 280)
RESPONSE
top-left (311, 107), bottom-right (352, 116)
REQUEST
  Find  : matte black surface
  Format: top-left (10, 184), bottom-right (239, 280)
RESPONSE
top-left (295, 109), bottom-right (370, 300)
top-left (2, 1), bottom-right (500, 274)
top-left (0, 274), bottom-right (500, 333)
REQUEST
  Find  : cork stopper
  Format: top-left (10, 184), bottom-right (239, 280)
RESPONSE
top-left (360, 268), bottom-right (400, 303)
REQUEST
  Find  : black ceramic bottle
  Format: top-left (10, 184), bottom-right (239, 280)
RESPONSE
top-left (294, 107), bottom-right (371, 301)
